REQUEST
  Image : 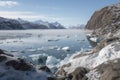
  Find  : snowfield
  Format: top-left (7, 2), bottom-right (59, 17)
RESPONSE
top-left (59, 42), bottom-right (120, 74)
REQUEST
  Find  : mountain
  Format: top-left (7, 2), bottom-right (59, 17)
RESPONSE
top-left (69, 24), bottom-right (85, 29)
top-left (34, 20), bottom-right (65, 29)
top-left (86, 3), bottom-right (120, 37)
top-left (17, 18), bottom-right (49, 29)
top-left (0, 17), bottom-right (23, 30)
top-left (0, 17), bottom-right (65, 30)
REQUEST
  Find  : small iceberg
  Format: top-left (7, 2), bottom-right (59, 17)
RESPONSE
top-left (90, 37), bottom-right (98, 42)
top-left (48, 46), bottom-right (59, 50)
top-left (62, 46), bottom-right (70, 51)
top-left (0, 42), bottom-right (3, 44)
top-left (48, 39), bottom-right (60, 42)
top-left (65, 35), bottom-right (70, 38)
top-left (46, 56), bottom-right (60, 66)
top-left (27, 48), bottom-right (37, 52)
top-left (29, 54), bottom-right (48, 65)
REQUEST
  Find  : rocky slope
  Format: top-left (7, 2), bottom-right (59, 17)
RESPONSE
top-left (86, 3), bottom-right (120, 38)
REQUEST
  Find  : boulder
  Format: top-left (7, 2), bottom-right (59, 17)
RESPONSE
top-left (39, 66), bottom-right (51, 73)
top-left (5, 59), bottom-right (32, 71)
top-left (0, 49), bottom-right (5, 54)
top-left (0, 55), bottom-right (7, 62)
top-left (68, 67), bottom-right (89, 80)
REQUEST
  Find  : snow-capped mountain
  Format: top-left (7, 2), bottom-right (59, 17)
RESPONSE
top-left (34, 20), bottom-right (65, 29)
top-left (0, 17), bottom-right (65, 30)
top-left (0, 17), bottom-right (23, 30)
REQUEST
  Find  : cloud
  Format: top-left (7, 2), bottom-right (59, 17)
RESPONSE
top-left (0, 1), bottom-right (19, 7)
top-left (0, 11), bottom-right (65, 21)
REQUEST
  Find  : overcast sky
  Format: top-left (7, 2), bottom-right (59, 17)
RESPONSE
top-left (0, 0), bottom-right (119, 26)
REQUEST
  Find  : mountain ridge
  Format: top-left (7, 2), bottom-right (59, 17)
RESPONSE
top-left (0, 17), bottom-right (65, 30)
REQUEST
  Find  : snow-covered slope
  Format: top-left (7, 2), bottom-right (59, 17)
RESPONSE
top-left (58, 42), bottom-right (120, 74)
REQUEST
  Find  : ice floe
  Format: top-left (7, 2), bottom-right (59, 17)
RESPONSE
top-left (62, 46), bottom-right (70, 51)
top-left (90, 37), bottom-right (98, 42)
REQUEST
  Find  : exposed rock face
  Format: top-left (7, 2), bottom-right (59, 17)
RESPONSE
top-left (68, 67), bottom-right (89, 80)
top-left (86, 3), bottom-right (120, 37)
top-left (56, 65), bottom-right (89, 80)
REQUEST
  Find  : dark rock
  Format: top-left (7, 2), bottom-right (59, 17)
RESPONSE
top-left (0, 49), bottom-right (14, 57)
top-left (96, 59), bottom-right (120, 80)
top-left (68, 67), bottom-right (89, 80)
top-left (47, 77), bottom-right (56, 80)
top-left (56, 67), bottom-right (89, 80)
top-left (5, 60), bottom-right (32, 71)
top-left (0, 49), bottom-right (5, 54)
top-left (0, 56), bottom-right (7, 62)
top-left (56, 63), bottom-right (71, 76)
top-left (39, 66), bottom-right (51, 73)
top-left (55, 68), bottom-right (67, 77)
top-left (56, 77), bottom-right (66, 80)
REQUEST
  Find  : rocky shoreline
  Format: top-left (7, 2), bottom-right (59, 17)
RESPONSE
top-left (55, 2), bottom-right (120, 80)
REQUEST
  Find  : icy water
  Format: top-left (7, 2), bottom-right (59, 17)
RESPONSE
top-left (0, 29), bottom-right (92, 66)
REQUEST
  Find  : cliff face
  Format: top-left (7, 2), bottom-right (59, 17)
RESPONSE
top-left (86, 3), bottom-right (120, 36)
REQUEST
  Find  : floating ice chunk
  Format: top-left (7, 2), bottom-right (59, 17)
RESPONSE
top-left (13, 40), bottom-right (18, 43)
top-left (27, 48), bottom-right (37, 52)
top-left (48, 46), bottom-right (59, 50)
top-left (29, 54), bottom-right (48, 65)
top-left (0, 42), bottom-right (3, 44)
top-left (62, 46), bottom-right (70, 51)
top-left (65, 35), bottom-right (70, 38)
top-left (90, 37), bottom-right (98, 42)
top-left (48, 39), bottom-right (60, 42)
top-left (86, 33), bottom-right (92, 37)
top-left (46, 56), bottom-right (60, 66)
top-left (57, 35), bottom-right (61, 37)
top-left (57, 47), bottom-right (61, 51)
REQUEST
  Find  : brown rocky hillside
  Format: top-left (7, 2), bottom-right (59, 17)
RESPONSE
top-left (86, 3), bottom-right (120, 37)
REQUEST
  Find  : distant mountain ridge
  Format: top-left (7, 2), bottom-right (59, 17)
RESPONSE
top-left (69, 24), bottom-right (85, 29)
top-left (0, 17), bottom-right (65, 30)
top-left (0, 17), bottom-right (23, 30)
